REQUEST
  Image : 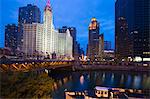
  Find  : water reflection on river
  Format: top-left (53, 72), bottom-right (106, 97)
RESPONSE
top-left (49, 70), bottom-right (150, 98)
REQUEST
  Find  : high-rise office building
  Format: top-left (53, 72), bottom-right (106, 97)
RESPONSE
top-left (58, 26), bottom-right (77, 57)
top-left (73, 41), bottom-right (81, 60)
top-left (18, 4), bottom-right (41, 24)
top-left (5, 24), bottom-right (18, 55)
top-left (42, 0), bottom-right (58, 55)
top-left (22, 23), bottom-right (43, 57)
top-left (104, 41), bottom-right (111, 50)
top-left (115, 0), bottom-right (150, 61)
top-left (69, 27), bottom-right (76, 55)
top-left (58, 29), bottom-right (73, 59)
top-left (18, 4), bottom-right (41, 50)
top-left (115, 17), bottom-right (129, 60)
top-left (99, 34), bottom-right (104, 60)
top-left (22, 0), bottom-right (73, 59)
top-left (88, 18), bottom-right (100, 61)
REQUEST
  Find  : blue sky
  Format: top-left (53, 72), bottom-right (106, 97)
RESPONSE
top-left (0, 0), bottom-right (115, 52)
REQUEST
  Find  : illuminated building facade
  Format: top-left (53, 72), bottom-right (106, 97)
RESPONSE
top-left (22, 23), bottom-right (43, 57)
top-left (42, 0), bottom-right (57, 55)
top-left (58, 26), bottom-right (77, 58)
top-left (18, 4), bottom-right (41, 50)
top-left (88, 18), bottom-right (100, 61)
top-left (5, 24), bottom-right (18, 55)
top-left (115, 0), bottom-right (150, 61)
top-left (58, 30), bottom-right (73, 59)
top-left (22, 0), bottom-right (73, 59)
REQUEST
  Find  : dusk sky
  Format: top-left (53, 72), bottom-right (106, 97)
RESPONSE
top-left (0, 0), bottom-right (115, 52)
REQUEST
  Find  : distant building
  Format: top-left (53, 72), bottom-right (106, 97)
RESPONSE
top-left (86, 44), bottom-right (88, 56)
top-left (74, 41), bottom-right (81, 60)
top-left (88, 18), bottom-right (100, 61)
top-left (18, 4), bottom-right (41, 50)
top-left (99, 34), bottom-right (104, 61)
top-left (104, 41), bottom-right (111, 50)
top-left (104, 50), bottom-right (115, 61)
top-left (68, 27), bottom-right (77, 57)
top-left (5, 24), bottom-right (18, 55)
top-left (115, 0), bottom-right (150, 61)
top-left (79, 48), bottom-right (84, 56)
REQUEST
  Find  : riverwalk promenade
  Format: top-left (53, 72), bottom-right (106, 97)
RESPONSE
top-left (73, 64), bottom-right (150, 72)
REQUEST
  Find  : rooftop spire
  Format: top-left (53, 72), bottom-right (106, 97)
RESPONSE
top-left (46, 0), bottom-right (50, 7)
top-left (45, 0), bottom-right (52, 12)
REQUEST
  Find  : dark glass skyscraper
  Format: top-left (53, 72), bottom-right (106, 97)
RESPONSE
top-left (115, 17), bottom-right (130, 60)
top-left (18, 4), bottom-right (41, 24)
top-left (115, 0), bottom-right (150, 61)
top-left (68, 27), bottom-right (77, 58)
top-left (18, 4), bottom-right (41, 50)
top-left (5, 24), bottom-right (18, 55)
top-left (88, 18), bottom-right (100, 61)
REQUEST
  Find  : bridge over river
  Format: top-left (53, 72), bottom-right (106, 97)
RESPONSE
top-left (0, 59), bottom-right (149, 72)
top-left (0, 60), bottom-right (74, 72)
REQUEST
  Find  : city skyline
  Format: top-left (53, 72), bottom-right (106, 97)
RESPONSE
top-left (0, 0), bottom-right (150, 98)
top-left (19, 1), bottom-right (73, 59)
top-left (0, 0), bottom-right (115, 52)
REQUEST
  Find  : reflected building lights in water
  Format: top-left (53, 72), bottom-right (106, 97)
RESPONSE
top-left (69, 76), bottom-right (72, 80)
top-left (87, 74), bottom-right (90, 79)
top-left (133, 75), bottom-right (142, 89)
top-left (120, 74), bottom-right (124, 85)
top-left (142, 75), bottom-right (150, 89)
top-left (146, 77), bottom-right (150, 88)
top-left (102, 73), bottom-right (105, 82)
top-left (53, 82), bottom-right (58, 90)
top-left (51, 75), bottom-right (72, 92)
top-left (63, 77), bottom-right (68, 84)
top-left (58, 80), bottom-right (63, 87)
top-left (110, 73), bottom-right (114, 85)
top-left (80, 75), bottom-right (84, 85)
top-left (126, 75), bottom-right (132, 88)
top-left (142, 74), bottom-right (147, 89)
top-left (51, 71), bottom-right (150, 98)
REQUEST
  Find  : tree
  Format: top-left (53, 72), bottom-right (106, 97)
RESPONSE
top-left (0, 72), bottom-right (54, 98)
